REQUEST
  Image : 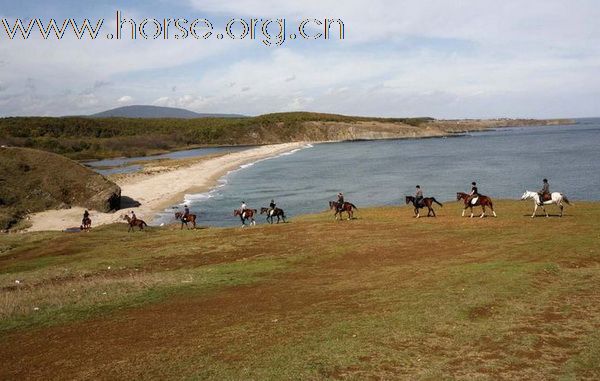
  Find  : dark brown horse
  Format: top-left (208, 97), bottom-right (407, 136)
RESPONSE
top-left (175, 212), bottom-right (197, 229)
top-left (405, 196), bottom-right (443, 218)
top-left (123, 215), bottom-right (148, 232)
top-left (329, 201), bottom-right (357, 220)
top-left (456, 192), bottom-right (497, 218)
top-left (260, 207), bottom-right (286, 224)
top-left (234, 209), bottom-right (257, 226)
top-left (80, 217), bottom-right (92, 231)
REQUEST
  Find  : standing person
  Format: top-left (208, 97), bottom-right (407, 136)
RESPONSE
top-left (269, 199), bottom-right (276, 216)
top-left (415, 185), bottom-right (424, 207)
top-left (467, 182), bottom-right (479, 205)
top-left (538, 178), bottom-right (550, 205)
top-left (337, 192), bottom-right (345, 212)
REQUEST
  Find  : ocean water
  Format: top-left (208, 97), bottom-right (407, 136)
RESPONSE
top-left (153, 119), bottom-right (600, 227)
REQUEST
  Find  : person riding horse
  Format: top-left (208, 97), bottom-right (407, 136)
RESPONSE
top-left (130, 210), bottom-right (137, 222)
top-left (414, 185), bottom-right (424, 208)
top-left (82, 210), bottom-right (90, 225)
top-left (467, 182), bottom-right (479, 205)
top-left (269, 199), bottom-right (276, 216)
top-left (337, 193), bottom-right (345, 213)
top-left (240, 201), bottom-right (247, 219)
top-left (181, 205), bottom-right (190, 222)
top-left (538, 178), bottom-right (550, 205)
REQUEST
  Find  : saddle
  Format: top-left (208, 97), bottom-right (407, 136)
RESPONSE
top-left (541, 193), bottom-right (552, 202)
top-left (470, 197), bottom-right (479, 205)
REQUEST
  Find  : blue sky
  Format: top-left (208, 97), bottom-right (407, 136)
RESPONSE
top-left (0, 0), bottom-right (598, 118)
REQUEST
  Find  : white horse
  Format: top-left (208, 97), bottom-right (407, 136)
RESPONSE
top-left (521, 191), bottom-right (571, 218)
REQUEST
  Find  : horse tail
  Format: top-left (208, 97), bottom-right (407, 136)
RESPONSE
top-left (433, 198), bottom-right (443, 207)
top-left (349, 203), bottom-right (358, 210)
top-left (562, 195), bottom-right (572, 205)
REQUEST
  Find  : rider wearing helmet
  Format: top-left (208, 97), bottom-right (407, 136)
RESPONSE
top-left (269, 199), bottom-right (276, 216)
top-left (130, 210), bottom-right (137, 222)
top-left (467, 182), bottom-right (479, 205)
top-left (538, 178), bottom-right (550, 205)
top-left (240, 201), bottom-right (247, 218)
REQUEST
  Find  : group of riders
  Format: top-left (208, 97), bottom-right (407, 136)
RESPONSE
top-left (410, 178), bottom-right (551, 208)
top-left (81, 178), bottom-right (554, 228)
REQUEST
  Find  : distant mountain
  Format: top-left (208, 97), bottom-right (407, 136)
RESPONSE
top-left (90, 105), bottom-right (244, 119)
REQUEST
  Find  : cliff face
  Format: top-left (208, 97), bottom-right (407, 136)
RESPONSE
top-left (260, 119), bottom-right (574, 143)
top-left (0, 147), bottom-right (121, 230)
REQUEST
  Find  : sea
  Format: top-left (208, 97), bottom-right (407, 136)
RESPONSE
top-left (92, 119), bottom-right (600, 227)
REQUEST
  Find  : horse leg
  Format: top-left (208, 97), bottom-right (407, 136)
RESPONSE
top-left (543, 205), bottom-right (549, 218)
top-left (480, 205), bottom-right (486, 219)
top-left (414, 207), bottom-right (418, 218)
top-left (431, 207), bottom-right (436, 217)
top-left (462, 207), bottom-right (466, 217)
top-left (532, 203), bottom-right (538, 218)
top-left (470, 206), bottom-right (474, 218)
top-left (559, 203), bottom-right (563, 217)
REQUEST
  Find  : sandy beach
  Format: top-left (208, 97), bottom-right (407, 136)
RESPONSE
top-left (26, 143), bottom-right (307, 232)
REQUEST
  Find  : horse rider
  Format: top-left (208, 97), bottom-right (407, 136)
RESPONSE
top-left (415, 185), bottom-right (424, 207)
top-left (538, 178), bottom-right (550, 205)
top-left (130, 210), bottom-right (137, 222)
top-left (269, 199), bottom-right (276, 216)
top-left (467, 182), bottom-right (479, 204)
top-left (182, 205), bottom-right (190, 222)
top-left (82, 209), bottom-right (90, 225)
top-left (240, 201), bottom-right (247, 218)
top-left (337, 192), bottom-right (345, 212)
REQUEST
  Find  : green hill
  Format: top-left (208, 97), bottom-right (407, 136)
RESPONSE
top-left (0, 147), bottom-right (121, 230)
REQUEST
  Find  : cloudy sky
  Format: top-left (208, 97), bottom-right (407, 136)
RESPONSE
top-left (0, 0), bottom-right (598, 118)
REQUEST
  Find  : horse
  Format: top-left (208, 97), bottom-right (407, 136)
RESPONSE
top-left (174, 211), bottom-right (197, 229)
top-left (456, 192), bottom-right (497, 218)
top-left (521, 190), bottom-right (571, 218)
top-left (329, 201), bottom-right (357, 220)
top-left (234, 209), bottom-right (257, 226)
top-left (122, 215), bottom-right (148, 232)
top-left (80, 217), bottom-right (92, 231)
top-left (405, 196), bottom-right (443, 218)
top-left (260, 207), bottom-right (287, 224)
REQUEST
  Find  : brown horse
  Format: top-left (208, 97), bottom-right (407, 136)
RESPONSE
top-left (405, 196), bottom-right (443, 218)
top-left (123, 215), bottom-right (148, 232)
top-left (175, 212), bottom-right (197, 229)
top-left (456, 192), bottom-right (497, 218)
top-left (234, 209), bottom-right (257, 226)
top-left (329, 201), bottom-right (357, 220)
top-left (80, 217), bottom-right (92, 231)
top-left (260, 207), bottom-right (286, 224)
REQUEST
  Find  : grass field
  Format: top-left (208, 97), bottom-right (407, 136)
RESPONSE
top-left (1, 200), bottom-right (599, 380)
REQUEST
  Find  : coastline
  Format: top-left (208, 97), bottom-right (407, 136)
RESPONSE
top-left (25, 142), bottom-right (307, 232)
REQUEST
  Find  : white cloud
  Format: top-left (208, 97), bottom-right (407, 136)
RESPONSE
top-left (117, 95), bottom-right (134, 103)
top-left (0, 1), bottom-right (599, 117)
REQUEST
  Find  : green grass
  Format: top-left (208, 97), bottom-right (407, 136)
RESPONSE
top-left (0, 201), bottom-right (599, 380)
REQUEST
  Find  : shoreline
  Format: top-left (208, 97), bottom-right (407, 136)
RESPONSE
top-left (25, 143), bottom-right (308, 232)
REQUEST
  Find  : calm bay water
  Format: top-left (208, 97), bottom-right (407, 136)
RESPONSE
top-left (152, 119), bottom-right (600, 227)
